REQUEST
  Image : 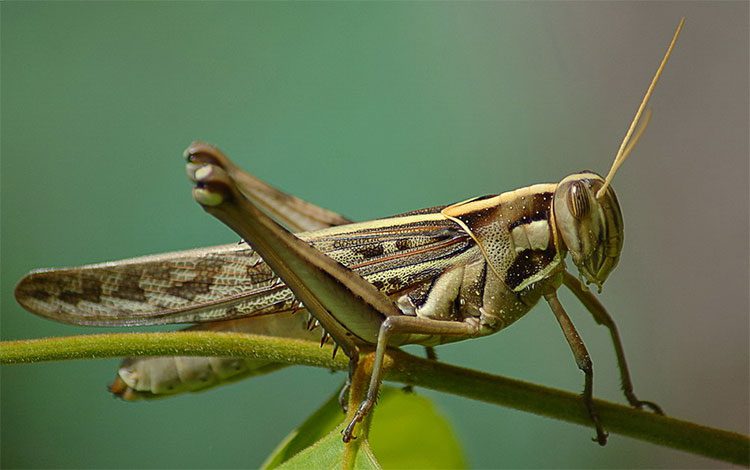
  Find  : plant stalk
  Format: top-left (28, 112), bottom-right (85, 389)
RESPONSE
top-left (1, 332), bottom-right (747, 465)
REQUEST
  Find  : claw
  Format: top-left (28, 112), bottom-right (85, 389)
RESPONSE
top-left (625, 390), bottom-right (664, 415)
top-left (342, 399), bottom-right (374, 443)
top-left (635, 400), bottom-right (664, 415)
top-left (592, 430), bottom-right (609, 446)
top-left (342, 418), bottom-right (358, 443)
top-left (341, 427), bottom-right (358, 443)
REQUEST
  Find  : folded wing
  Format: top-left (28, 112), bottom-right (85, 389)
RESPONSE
top-left (16, 213), bottom-right (477, 327)
top-left (14, 244), bottom-right (294, 326)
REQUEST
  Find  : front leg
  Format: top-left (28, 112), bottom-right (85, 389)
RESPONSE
top-left (562, 271), bottom-right (663, 414)
top-left (342, 316), bottom-right (480, 442)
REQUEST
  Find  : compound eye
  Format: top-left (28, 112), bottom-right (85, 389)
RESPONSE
top-left (567, 181), bottom-right (590, 219)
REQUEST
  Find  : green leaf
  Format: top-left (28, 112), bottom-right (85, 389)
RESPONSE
top-left (263, 386), bottom-right (465, 469)
top-left (369, 387), bottom-right (467, 469)
top-left (273, 429), bottom-right (381, 470)
top-left (261, 389), bottom-right (344, 469)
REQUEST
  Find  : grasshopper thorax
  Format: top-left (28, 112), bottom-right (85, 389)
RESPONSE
top-left (553, 172), bottom-right (624, 292)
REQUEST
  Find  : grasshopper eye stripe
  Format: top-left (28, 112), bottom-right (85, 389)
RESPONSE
top-left (567, 181), bottom-right (591, 219)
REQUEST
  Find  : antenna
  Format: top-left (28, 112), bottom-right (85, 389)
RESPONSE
top-left (597, 17), bottom-right (685, 199)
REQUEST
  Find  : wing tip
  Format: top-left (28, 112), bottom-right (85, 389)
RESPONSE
top-left (13, 269), bottom-right (103, 326)
top-left (14, 270), bottom-right (49, 316)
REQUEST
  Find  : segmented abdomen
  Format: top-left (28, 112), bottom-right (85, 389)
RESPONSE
top-left (109, 313), bottom-right (319, 400)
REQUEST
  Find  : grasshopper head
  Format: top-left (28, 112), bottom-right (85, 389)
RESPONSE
top-left (549, 18), bottom-right (684, 291)
top-left (553, 172), bottom-right (624, 291)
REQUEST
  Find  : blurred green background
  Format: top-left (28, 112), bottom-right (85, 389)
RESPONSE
top-left (2, 2), bottom-right (747, 468)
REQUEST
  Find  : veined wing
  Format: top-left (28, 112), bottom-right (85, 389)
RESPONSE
top-left (14, 244), bottom-right (294, 326)
top-left (15, 210), bottom-right (478, 326)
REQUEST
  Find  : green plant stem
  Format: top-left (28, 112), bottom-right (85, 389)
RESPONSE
top-left (0, 332), bottom-right (345, 368)
top-left (1, 332), bottom-right (747, 465)
top-left (385, 349), bottom-right (748, 466)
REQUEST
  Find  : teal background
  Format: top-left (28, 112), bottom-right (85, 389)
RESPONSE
top-left (2, 2), bottom-right (747, 468)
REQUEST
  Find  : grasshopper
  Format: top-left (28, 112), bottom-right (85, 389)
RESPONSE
top-left (14, 19), bottom-right (684, 446)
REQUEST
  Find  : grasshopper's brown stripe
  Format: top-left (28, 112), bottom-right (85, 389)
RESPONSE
top-left (352, 244), bottom-right (385, 259)
top-left (328, 223), bottom-right (450, 236)
top-left (349, 236), bottom-right (470, 270)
